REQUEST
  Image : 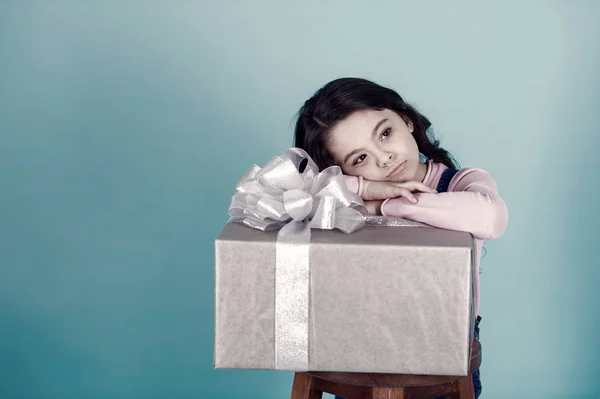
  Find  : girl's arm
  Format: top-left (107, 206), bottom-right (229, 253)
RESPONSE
top-left (380, 169), bottom-right (508, 240)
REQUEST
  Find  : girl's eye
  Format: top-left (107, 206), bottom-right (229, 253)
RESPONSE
top-left (353, 154), bottom-right (367, 165)
top-left (381, 127), bottom-right (391, 139)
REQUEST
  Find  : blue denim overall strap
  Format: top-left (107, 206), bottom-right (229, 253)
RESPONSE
top-left (470, 316), bottom-right (482, 398)
top-left (335, 167), bottom-right (482, 399)
top-left (436, 167), bottom-right (459, 193)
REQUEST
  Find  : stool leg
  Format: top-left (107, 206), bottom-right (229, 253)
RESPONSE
top-left (453, 375), bottom-right (475, 399)
top-left (291, 372), bottom-right (322, 399)
top-left (371, 387), bottom-right (405, 399)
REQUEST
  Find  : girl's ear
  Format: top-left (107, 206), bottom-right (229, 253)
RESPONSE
top-left (400, 115), bottom-right (414, 133)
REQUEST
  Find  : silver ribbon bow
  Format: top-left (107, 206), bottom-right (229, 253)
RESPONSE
top-left (228, 148), bottom-right (423, 370)
top-left (228, 148), bottom-right (366, 234)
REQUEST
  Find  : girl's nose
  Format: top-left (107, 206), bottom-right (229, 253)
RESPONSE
top-left (377, 152), bottom-right (394, 167)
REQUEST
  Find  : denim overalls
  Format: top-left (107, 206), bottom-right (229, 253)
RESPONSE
top-left (335, 168), bottom-right (482, 399)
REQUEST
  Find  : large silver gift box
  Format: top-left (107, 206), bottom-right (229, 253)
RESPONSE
top-left (214, 221), bottom-right (476, 376)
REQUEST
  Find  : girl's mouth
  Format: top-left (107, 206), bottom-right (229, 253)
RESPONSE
top-left (387, 160), bottom-right (407, 177)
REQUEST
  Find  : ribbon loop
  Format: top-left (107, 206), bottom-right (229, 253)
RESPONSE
top-left (309, 196), bottom-right (336, 230)
top-left (283, 189), bottom-right (314, 221)
top-left (257, 196), bottom-right (288, 221)
top-left (334, 207), bottom-right (366, 233)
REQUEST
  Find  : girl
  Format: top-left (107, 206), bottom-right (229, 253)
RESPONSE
top-left (294, 77), bottom-right (508, 399)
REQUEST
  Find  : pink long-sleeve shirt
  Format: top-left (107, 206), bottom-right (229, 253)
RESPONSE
top-left (344, 160), bottom-right (508, 315)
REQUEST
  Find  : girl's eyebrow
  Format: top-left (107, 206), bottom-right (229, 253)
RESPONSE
top-left (370, 118), bottom-right (388, 139)
top-left (343, 149), bottom-right (360, 164)
top-left (342, 118), bottom-right (388, 164)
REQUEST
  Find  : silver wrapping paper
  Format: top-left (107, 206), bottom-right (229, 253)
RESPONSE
top-left (214, 222), bottom-right (475, 376)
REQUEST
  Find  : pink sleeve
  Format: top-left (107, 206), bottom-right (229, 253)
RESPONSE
top-left (344, 175), bottom-right (360, 195)
top-left (380, 169), bottom-right (508, 240)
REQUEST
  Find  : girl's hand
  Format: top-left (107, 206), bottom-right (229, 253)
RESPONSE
top-left (362, 180), bottom-right (437, 202)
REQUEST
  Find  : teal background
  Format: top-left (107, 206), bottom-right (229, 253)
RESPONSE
top-left (1, 1), bottom-right (599, 398)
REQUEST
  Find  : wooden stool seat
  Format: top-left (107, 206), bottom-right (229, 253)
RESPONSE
top-left (291, 340), bottom-right (481, 399)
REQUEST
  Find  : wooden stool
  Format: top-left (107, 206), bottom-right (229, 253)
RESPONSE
top-left (290, 340), bottom-right (481, 399)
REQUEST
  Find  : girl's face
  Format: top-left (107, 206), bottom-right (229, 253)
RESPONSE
top-left (327, 108), bottom-right (423, 182)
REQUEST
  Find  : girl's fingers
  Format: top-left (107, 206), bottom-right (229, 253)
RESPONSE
top-left (410, 182), bottom-right (436, 193)
top-left (398, 181), bottom-right (437, 193)
top-left (394, 187), bottom-right (417, 203)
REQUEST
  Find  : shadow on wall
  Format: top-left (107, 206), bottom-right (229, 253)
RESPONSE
top-left (553, 12), bottom-right (600, 394)
top-left (560, 79), bottom-right (600, 389)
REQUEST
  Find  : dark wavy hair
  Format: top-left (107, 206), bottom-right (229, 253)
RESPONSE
top-left (294, 77), bottom-right (458, 171)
